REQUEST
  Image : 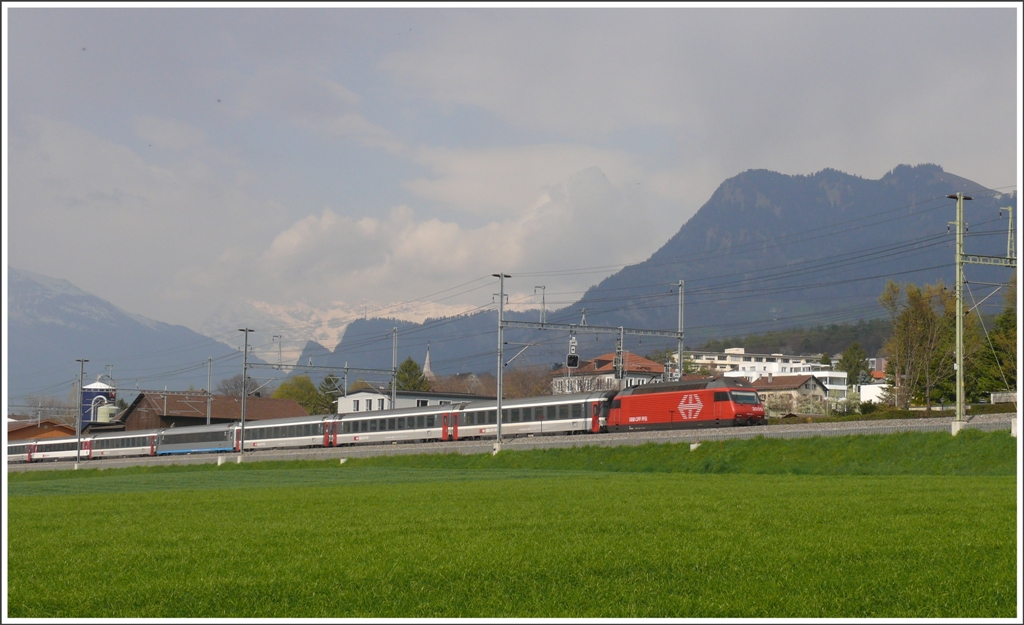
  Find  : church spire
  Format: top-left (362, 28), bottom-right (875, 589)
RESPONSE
top-left (423, 342), bottom-right (436, 381)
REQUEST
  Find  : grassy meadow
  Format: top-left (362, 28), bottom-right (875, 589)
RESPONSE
top-left (6, 430), bottom-right (1019, 618)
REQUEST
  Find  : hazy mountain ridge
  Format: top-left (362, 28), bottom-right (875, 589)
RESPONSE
top-left (323, 164), bottom-right (1015, 377)
top-left (7, 267), bottom-right (263, 405)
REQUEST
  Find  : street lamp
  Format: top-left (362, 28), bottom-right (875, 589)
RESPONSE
top-left (239, 328), bottom-right (254, 456)
top-left (75, 358), bottom-right (89, 465)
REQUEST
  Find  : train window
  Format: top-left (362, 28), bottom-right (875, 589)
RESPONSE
top-left (544, 405), bottom-right (554, 420)
top-left (427, 415), bottom-right (436, 428)
top-left (559, 405), bottom-right (569, 420)
top-left (488, 410), bottom-right (496, 424)
top-left (417, 415), bottom-right (425, 429)
top-left (397, 417), bottom-right (405, 430)
top-left (386, 418), bottom-right (395, 431)
top-left (510, 409), bottom-right (519, 423)
top-left (714, 392), bottom-right (729, 402)
top-left (611, 399), bottom-right (621, 409)
top-left (572, 404), bottom-right (582, 420)
top-left (369, 420), bottom-right (377, 432)
top-left (522, 407), bottom-right (532, 422)
top-left (502, 409), bottom-right (509, 423)
top-left (730, 391), bottom-right (760, 405)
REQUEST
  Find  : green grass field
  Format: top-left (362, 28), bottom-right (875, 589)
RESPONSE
top-left (6, 431), bottom-right (1019, 618)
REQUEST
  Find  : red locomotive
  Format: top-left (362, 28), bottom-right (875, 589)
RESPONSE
top-left (606, 378), bottom-right (765, 431)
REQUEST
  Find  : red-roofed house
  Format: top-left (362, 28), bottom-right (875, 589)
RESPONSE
top-left (551, 352), bottom-right (666, 394)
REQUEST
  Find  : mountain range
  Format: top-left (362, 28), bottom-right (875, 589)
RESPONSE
top-left (302, 164), bottom-right (1016, 380)
top-left (7, 267), bottom-right (272, 408)
top-left (8, 164), bottom-right (1016, 401)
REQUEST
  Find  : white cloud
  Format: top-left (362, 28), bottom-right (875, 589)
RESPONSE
top-left (131, 116), bottom-right (207, 151)
top-left (7, 116), bottom-right (289, 327)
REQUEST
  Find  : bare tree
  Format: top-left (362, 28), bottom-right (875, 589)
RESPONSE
top-left (216, 374), bottom-right (264, 397)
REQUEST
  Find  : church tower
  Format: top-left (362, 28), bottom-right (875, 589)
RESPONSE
top-left (423, 342), bottom-right (436, 382)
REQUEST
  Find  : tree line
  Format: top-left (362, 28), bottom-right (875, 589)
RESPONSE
top-left (878, 276), bottom-right (1015, 411)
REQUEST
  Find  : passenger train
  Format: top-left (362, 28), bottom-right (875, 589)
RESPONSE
top-left (7, 379), bottom-right (765, 463)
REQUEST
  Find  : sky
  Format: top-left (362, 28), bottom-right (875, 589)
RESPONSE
top-left (3, 4), bottom-right (1021, 358)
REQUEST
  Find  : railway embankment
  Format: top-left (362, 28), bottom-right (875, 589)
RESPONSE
top-left (7, 412), bottom-right (1015, 473)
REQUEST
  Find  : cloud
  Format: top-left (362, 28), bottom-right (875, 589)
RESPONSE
top-left (239, 66), bottom-right (407, 154)
top-left (405, 143), bottom-right (648, 216)
top-left (131, 116), bottom-right (207, 151)
top-left (253, 165), bottom-right (663, 309)
top-left (7, 116), bottom-right (289, 327)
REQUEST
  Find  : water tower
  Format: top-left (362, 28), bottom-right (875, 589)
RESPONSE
top-left (81, 376), bottom-right (116, 425)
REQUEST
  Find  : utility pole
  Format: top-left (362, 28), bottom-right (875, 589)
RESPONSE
top-left (493, 273), bottom-right (510, 448)
top-left (534, 285), bottom-right (546, 324)
top-left (273, 335), bottom-right (282, 369)
top-left (391, 327), bottom-right (398, 409)
top-left (238, 328), bottom-right (253, 455)
top-left (947, 194), bottom-right (1016, 433)
top-left (677, 280), bottom-right (684, 381)
top-left (75, 358), bottom-right (88, 467)
top-left (206, 357), bottom-right (212, 426)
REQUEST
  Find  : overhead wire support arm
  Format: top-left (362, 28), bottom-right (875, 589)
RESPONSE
top-left (500, 319), bottom-right (683, 340)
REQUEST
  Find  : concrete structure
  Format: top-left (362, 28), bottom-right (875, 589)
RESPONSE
top-left (858, 383), bottom-right (889, 404)
top-left (550, 352), bottom-right (665, 395)
top-left (719, 347), bottom-right (848, 400)
top-left (338, 389), bottom-right (493, 414)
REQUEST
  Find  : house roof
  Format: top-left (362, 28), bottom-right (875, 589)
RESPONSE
top-left (7, 419), bottom-right (75, 434)
top-left (122, 393), bottom-right (309, 422)
top-left (751, 375), bottom-right (823, 391)
top-left (553, 352), bottom-right (665, 377)
top-left (870, 370), bottom-right (886, 380)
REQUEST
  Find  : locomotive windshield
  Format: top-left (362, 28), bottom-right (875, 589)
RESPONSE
top-left (730, 390), bottom-right (760, 405)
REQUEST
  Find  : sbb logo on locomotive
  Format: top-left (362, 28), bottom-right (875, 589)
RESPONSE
top-left (677, 394), bottom-right (703, 419)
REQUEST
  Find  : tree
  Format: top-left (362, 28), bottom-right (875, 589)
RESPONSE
top-left (879, 280), bottom-right (977, 411)
top-left (395, 356), bottom-right (431, 392)
top-left (974, 274), bottom-right (1017, 395)
top-left (820, 352), bottom-right (832, 367)
top-left (837, 342), bottom-right (869, 389)
top-left (317, 374), bottom-right (345, 414)
top-left (503, 365), bottom-right (553, 398)
top-left (216, 374), bottom-right (263, 397)
top-left (272, 376), bottom-right (321, 414)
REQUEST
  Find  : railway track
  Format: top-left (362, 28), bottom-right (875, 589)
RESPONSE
top-left (7, 412), bottom-right (1015, 473)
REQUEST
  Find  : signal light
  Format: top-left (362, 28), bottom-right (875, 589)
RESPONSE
top-left (567, 354), bottom-right (579, 369)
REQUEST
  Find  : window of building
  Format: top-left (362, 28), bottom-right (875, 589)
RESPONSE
top-left (417, 400), bottom-right (428, 407)
top-left (378, 399), bottom-right (385, 410)
top-left (353, 400), bottom-right (359, 412)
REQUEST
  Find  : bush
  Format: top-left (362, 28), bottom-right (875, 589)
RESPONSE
top-left (860, 402), bottom-right (878, 414)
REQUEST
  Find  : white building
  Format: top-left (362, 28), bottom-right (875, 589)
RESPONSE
top-left (337, 389), bottom-right (492, 414)
top-left (711, 348), bottom-right (848, 399)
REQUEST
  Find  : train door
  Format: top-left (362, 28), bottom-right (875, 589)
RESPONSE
top-left (323, 420), bottom-right (335, 447)
top-left (452, 411), bottom-right (459, 440)
top-left (441, 413), bottom-right (450, 441)
top-left (713, 391), bottom-right (728, 425)
top-left (591, 402), bottom-right (600, 433)
top-left (149, 434), bottom-right (158, 456)
top-left (27, 443), bottom-right (35, 463)
top-left (85, 439), bottom-right (93, 460)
